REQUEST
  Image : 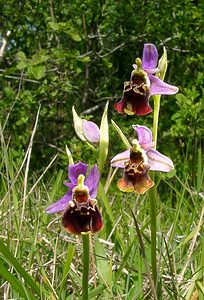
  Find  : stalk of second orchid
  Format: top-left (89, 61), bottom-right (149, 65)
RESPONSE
top-left (149, 93), bottom-right (162, 290)
top-left (152, 94), bottom-right (161, 149)
top-left (82, 233), bottom-right (90, 300)
top-left (149, 46), bottom-right (168, 289)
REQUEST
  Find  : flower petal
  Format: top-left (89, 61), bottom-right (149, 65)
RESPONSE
top-left (132, 125), bottom-right (153, 150)
top-left (147, 149), bottom-right (174, 172)
top-left (46, 192), bottom-right (72, 214)
top-left (149, 75), bottom-right (179, 95)
top-left (85, 165), bottom-right (100, 198)
top-left (68, 162), bottom-right (88, 184)
top-left (111, 149), bottom-right (130, 168)
top-left (142, 44), bottom-right (158, 71)
top-left (64, 182), bottom-right (75, 188)
top-left (82, 120), bottom-right (100, 143)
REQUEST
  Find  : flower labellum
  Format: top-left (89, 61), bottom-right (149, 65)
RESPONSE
top-left (62, 174), bottom-right (103, 235)
top-left (111, 125), bottom-right (174, 194)
top-left (114, 44), bottom-right (179, 116)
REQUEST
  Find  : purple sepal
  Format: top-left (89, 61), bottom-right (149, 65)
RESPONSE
top-left (149, 75), bottom-right (179, 95)
top-left (142, 44), bottom-right (158, 71)
top-left (132, 125), bottom-right (153, 150)
top-left (84, 165), bottom-right (100, 198)
top-left (147, 149), bottom-right (174, 172)
top-left (46, 191), bottom-right (72, 214)
top-left (111, 150), bottom-right (130, 168)
top-left (82, 120), bottom-right (100, 143)
top-left (68, 162), bottom-right (88, 184)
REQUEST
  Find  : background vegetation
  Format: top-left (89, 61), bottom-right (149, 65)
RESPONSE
top-left (0, 0), bottom-right (203, 299)
top-left (1, 0), bottom-right (203, 176)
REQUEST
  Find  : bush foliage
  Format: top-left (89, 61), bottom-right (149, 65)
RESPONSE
top-left (0, 0), bottom-right (203, 176)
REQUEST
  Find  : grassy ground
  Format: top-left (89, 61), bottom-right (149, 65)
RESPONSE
top-left (0, 120), bottom-right (204, 300)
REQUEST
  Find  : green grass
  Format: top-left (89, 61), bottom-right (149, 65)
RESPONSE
top-left (0, 122), bottom-right (204, 299)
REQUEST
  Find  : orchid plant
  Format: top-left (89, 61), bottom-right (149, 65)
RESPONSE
top-left (46, 43), bottom-right (178, 299)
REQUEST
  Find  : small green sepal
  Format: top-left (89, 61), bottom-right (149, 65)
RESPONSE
top-left (158, 46), bottom-right (168, 81)
top-left (98, 101), bottom-right (109, 174)
top-left (72, 106), bottom-right (86, 141)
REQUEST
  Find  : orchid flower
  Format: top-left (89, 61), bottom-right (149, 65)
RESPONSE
top-left (46, 162), bottom-right (103, 234)
top-left (46, 161), bottom-right (100, 214)
top-left (114, 43), bottom-right (179, 116)
top-left (111, 125), bottom-right (174, 194)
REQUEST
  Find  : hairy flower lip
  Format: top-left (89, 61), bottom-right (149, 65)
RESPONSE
top-left (111, 125), bottom-right (174, 194)
top-left (62, 198), bottom-right (103, 235)
top-left (114, 43), bottom-right (178, 116)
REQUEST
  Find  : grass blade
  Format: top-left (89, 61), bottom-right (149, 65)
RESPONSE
top-left (0, 239), bottom-right (41, 296)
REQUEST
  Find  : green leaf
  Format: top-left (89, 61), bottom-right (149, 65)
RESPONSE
top-left (88, 284), bottom-right (106, 299)
top-left (98, 101), bottom-right (109, 174)
top-left (95, 238), bottom-right (112, 289)
top-left (48, 21), bottom-right (81, 42)
top-left (59, 244), bottom-right (75, 297)
top-left (29, 51), bottom-right (49, 66)
top-left (97, 183), bottom-right (124, 250)
top-left (48, 21), bottom-right (60, 31)
top-left (111, 119), bottom-right (131, 149)
top-left (0, 239), bottom-right (42, 297)
top-left (66, 145), bottom-right (74, 165)
top-left (158, 46), bottom-right (167, 81)
top-left (196, 281), bottom-right (204, 296)
top-left (77, 56), bottom-right (91, 63)
top-left (65, 28), bottom-right (81, 42)
top-left (16, 51), bottom-right (27, 69)
top-left (114, 240), bottom-right (135, 282)
top-left (98, 182), bottom-right (114, 225)
top-left (0, 262), bottom-right (36, 300)
top-left (72, 106), bottom-right (86, 141)
top-left (27, 65), bottom-right (45, 79)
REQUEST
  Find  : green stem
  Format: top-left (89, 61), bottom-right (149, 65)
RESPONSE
top-left (82, 233), bottom-right (90, 300)
top-left (149, 94), bottom-right (161, 289)
top-left (152, 95), bottom-right (161, 148)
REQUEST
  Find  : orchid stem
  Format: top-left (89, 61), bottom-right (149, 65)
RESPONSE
top-left (152, 95), bottom-right (161, 149)
top-left (149, 94), bottom-right (161, 290)
top-left (82, 233), bottom-right (90, 300)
